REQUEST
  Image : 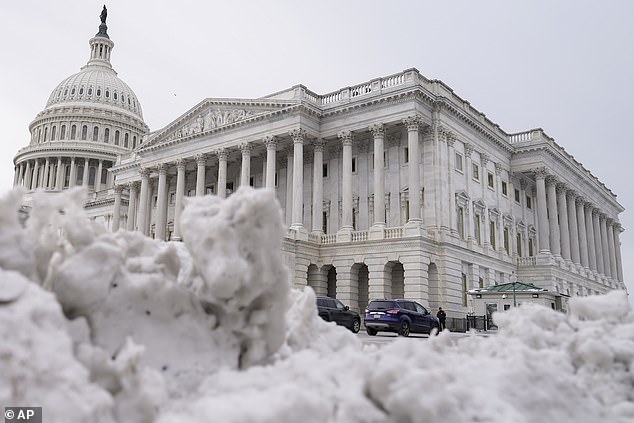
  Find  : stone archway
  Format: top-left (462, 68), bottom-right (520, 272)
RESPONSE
top-left (352, 263), bottom-right (369, 313)
top-left (327, 266), bottom-right (337, 298)
top-left (307, 264), bottom-right (320, 295)
top-left (386, 261), bottom-right (404, 299)
top-left (428, 262), bottom-right (440, 309)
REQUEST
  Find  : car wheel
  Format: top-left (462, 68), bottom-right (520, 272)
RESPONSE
top-left (366, 327), bottom-right (378, 336)
top-left (398, 320), bottom-right (410, 337)
top-left (351, 319), bottom-right (361, 333)
top-left (431, 323), bottom-right (440, 336)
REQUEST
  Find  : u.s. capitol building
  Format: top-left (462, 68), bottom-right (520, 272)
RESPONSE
top-left (12, 9), bottom-right (626, 316)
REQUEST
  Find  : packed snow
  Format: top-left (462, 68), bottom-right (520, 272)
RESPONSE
top-left (0, 187), bottom-right (632, 423)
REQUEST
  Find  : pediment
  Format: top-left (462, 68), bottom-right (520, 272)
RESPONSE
top-left (141, 98), bottom-right (297, 149)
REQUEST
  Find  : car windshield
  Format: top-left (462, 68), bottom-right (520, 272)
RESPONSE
top-left (368, 300), bottom-right (397, 310)
top-left (334, 299), bottom-right (346, 310)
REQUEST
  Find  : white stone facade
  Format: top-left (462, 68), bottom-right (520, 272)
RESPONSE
top-left (13, 16), bottom-right (626, 319)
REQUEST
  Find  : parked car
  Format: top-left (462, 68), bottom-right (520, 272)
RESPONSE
top-left (364, 299), bottom-right (440, 336)
top-left (316, 296), bottom-right (361, 333)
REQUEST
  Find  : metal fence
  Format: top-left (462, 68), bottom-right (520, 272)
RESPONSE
top-left (445, 315), bottom-right (493, 332)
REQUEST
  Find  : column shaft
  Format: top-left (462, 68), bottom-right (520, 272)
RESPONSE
top-left (69, 158), bottom-right (77, 188)
top-left (30, 160), bottom-right (40, 190)
top-left (606, 221), bottom-right (617, 280)
top-left (546, 177), bottom-right (560, 255)
top-left (567, 192), bottom-right (580, 264)
top-left (155, 165), bottom-right (168, 241)
top-left (137, 169), bottom-right (150, 235)
top-left (614, 226), bottom-right (624, 282)
top-left (339, 131), bottom-right (353, 229)
top-left (112, 186), bottom-right (123, 231)
top-left (240, 143), bottom-right (251, 187)
top-left (291, 129), bottom-right (305, 229)
top-left (404, 117), bottom-right (421, 222)
top-left (535, 171), bottom-right (550, 252)
top-left (600, 216), bottom-right (610, 277)
top-left (370, 124), bottom-right (385, 226)
top-left (312, 140), bottom-right (324, 233)
top-left (126, 183), bottom-right (138, 231)
top-left (195, 154), bottom-right (206, 196)
top-left (557, 185), bottom-right (570, 260)
top-left (82, 158), bottom-right (90, 186)
top-left (55, 158), bottom-right (63, 190)
top-left (217, 149), bottom-right (227, 199)
top-left (96, 160), bottom-right (103, 191)
top-left (264, 136), bottom-right (277, 189)
top-left (592, 210), bottom-right (604, 275)
top-left (173, 160), bottom-right (186, 241)
top-left (577, 199), bottom-right (589, 267)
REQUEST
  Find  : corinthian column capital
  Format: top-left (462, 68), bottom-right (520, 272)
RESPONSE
top-left (263, 135), bottom-right (278, 150)
top-left (289, 128), bottom-right (306, 144)
top-left (312, 138), bottom-right (325, 152)
top-left (337, 130), bottom-right (353, 146)
top-left (402, 115), bottom-right (422, 131)
top-left (369, 123), bottom-right (385, 138)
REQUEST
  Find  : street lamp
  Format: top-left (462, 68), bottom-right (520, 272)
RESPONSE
top-left (510, 272), bottom-right (518, 307)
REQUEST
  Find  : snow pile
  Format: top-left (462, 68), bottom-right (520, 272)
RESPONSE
top-left (0, 187), bottom-right (633, 423)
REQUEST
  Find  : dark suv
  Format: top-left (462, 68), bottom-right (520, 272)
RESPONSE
top-left (316, 296), bottom-right (361, 333)
top-left (364, 299), bottom-right (440, 336)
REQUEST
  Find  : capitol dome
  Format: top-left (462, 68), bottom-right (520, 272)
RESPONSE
top-left (13, 7), bottom-right (149, 206)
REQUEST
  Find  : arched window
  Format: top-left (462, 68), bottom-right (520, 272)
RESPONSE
top-left (104, 128), bottom-right (110, 143)
top-left (71, 87), bottom-right (76, 95)
top-left (37, 129), bottom-right (41, 143)
top-left (88, 87), bottom-right (93, 96)
top-left (105, 90), bottom-right (110, 98)
top-left (132, 136), bottom-right (137, 148)
top-left (71, 125), bottom-right (77, 140)
top-left (124, 133), bottom-right (129, 148)
top-left (89, 167), bottom-right (96, 186)
top-left (114, 130), bottom-right (120, 146)
top-left (96, 88), bottom-right (101, 97)
top-left (114, 92), bottom-right (118, 100)
top-left (43, 127), bottom-right (48, 142)
top-left (81, 125), bottom-right (88, 141)
top-left (51, 126), bottom-right (56, 141)
top-left (93, 126), bottom-right (99, 141)
top-left (79, 87), bottom-right (84, 95)
top-left (60, 125), bottom-right (66, 140)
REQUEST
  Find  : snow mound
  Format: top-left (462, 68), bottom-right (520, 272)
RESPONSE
top-left (0, 187), bottom-right (632, 423)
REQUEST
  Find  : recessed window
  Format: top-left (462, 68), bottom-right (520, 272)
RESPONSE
top-left (249, 176), bottom-right (255, 187)
top-left (169, 192), bottom-right (176, 204)
top-left (96, 88), bottom-right (101, 97)
top-left (455, 152), bottom-right (463, 172)
top-left (104, 128), bottom-right (109, 143)
top-left (351, 157), bottom-right (357, 173)
top-left (114, 130), bottom-right (120, 145)
top-left (71, 88), bottom-right (75, 95)
top-left (64, 88), bottom-right (68, 96)
top-left (503, 227), bottom-right (510, 255)
top-left (490, 221), bottom-right (496, 249)
top-left (71, 125), bottom-right (77, 139)
top-left (206, 185), bottom-right (215, 195)
top-left (114, 92), bottom-right (118, 100)
top-left (472, 163), bottom-right (480, 181)
top-left (79, 87), bottom-right (84, 95)
top-left (51, 126), bottom-right (56, 141)
top-left (514, 189), bottom-right (521, 203)
top-left (60, 125), bottom-right (66, 140)
top-left (93, 126), bottom-right (99, 141)
top-left (88, 87), bottom-right (93, 96)
top-left (516, 233), bottom-right (523, 257)
top-left (323, 163), bottom-right (328, 178)
top-left (487, 172), bottom-right (494, 189)
top-left (502, 181), bottom-right (508, 196)
top-left (457, 206), bottom-right (465, 239)
top-left (404, 147), bottom-right (409, 164)
top-left (105, 90), bottom-right (110, 98)
top-left (133, 136), bottom-right (137, 149)
top-left (81, 125), bottom-right (88, 141)
top-left (124, 133), bottom-right (129, 148)
top-left (474, 214), bottom-right (482, 245)
top-left (526, 196), bottom-right (532, 209)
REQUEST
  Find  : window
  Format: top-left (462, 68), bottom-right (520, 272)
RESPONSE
top-left (274, 172), bottom-right (278, 187)
top-left (60, 125), bottom-right (66, 140)
top-left (323, 163), bottom-right (328, 178)
top-left (97, 88), bottom-right (101, 97)
top-left (51, 126), bottom-right (56, 141)
top-left (88, 87), bottom-right (93, 96)
top-left (404, 147), bottom-right (409, 164)
top-left (322, 211), bottom-right (328, 233)
top-left (455, 152), bottom-right (463, 171)
top-left (104, 128), bottom-right (110, 143)
top-left (474, 214), bottom-right (482, 245)
top-left (351, 157), bottom-right (357, 173)
top-left (526, 196), bottom-right (532, 209)
top-left (115, 130), bottom-right (120, 145)
top-left (516, 233), bottom-right (523, 257)
top-left (490, 221), bottom-right (496, 249)
top-left (487, 172), bottom-right (494, 188)
top-left (71, 125), bottom-right (77, 140)
top-left (226, 181), bottom-right (234, 194)
top-left (502, 181), bottom-right (508, 196)
top-left (503, 227), bottom-right (510, 255)
top-left (133, 136), bottom-right (137, 149)
top-left (187, 189), bottom-right (195, 197)
top-left (79, 87), bottom-right (84, 95)
top-left (384, 150), bottom-right (387, 168)
top-left (462, 273), bottom-right (468, 307)
top-left (81, 125), bottom-right (88, 141)
top-left (206, 185), bottom-right (215, 195)
top-left (114, 92), bottom-right (118, 100)
top-left (528, 238), bottom-right (534, 256)
top-left (457, 206), bottom-right (465, 239)
top-left (352, 208), bottom-right (357, 230)
top-left (93, 126), bottom-right (99, 141)
top-left (124, 133), bottom-right (129, 148)
top-left (479, 277), bottom-right (484, 289)
top-left (249, 176), bottom-right (255, 187)
top-left (105, 90), bottom-right (110, 98)
top-left (169, 192), bottom-right (176, 204)
top-left (514, 189), bottom-right (520, 203)
top-left (43, 127), bottom-right (48, 142)
top-left (472, 163), bottom-right (480, 181)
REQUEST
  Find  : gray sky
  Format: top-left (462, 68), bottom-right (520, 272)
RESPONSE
top-left (1, 0), bottom-right (632, 303)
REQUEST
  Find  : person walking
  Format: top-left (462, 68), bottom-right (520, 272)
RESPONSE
top-left (436, 307), bottom-right (447, 331)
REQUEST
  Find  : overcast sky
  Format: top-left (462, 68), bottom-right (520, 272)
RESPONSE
top-left (1, 0), bottom-right (632, 302)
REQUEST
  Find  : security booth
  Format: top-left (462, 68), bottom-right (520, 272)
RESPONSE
top-left (468, 281), bottom-right (567, 327)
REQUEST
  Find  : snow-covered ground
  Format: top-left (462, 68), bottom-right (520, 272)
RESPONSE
top-left (1, 187), bottom-right (632, 423)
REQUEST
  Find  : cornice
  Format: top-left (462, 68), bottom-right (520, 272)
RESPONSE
top-left (14, 142), bottom-right (125, 163)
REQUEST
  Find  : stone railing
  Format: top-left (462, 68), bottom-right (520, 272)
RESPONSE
top-left (321, 234), bottom-right (337, 244)
top-left (384, 227), bottom-right (403, 239)
top-left (351, 230), bottom-right (368, 242)
top-left (515, 256), bottom-right (537, 266)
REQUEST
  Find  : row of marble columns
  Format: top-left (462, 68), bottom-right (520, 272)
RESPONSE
top-left (112, 117), bottom-right (426, 241)
top-left (534, 170), bottom-right (623, 282)
top-left (14, 157), bottom-right (109, 191)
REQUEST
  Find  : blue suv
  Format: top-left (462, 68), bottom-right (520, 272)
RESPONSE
top-left (364, 299), bottom-right (440, 336)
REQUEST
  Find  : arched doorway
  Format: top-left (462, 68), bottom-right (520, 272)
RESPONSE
top-left (327, 266), bottom-right (337, 298)
top-left (428, 262), bottom-right (440, 309)
top-left (386, 261), bottom-right (404, 299)
top-left (352, 263), bottom-right (369, 313)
